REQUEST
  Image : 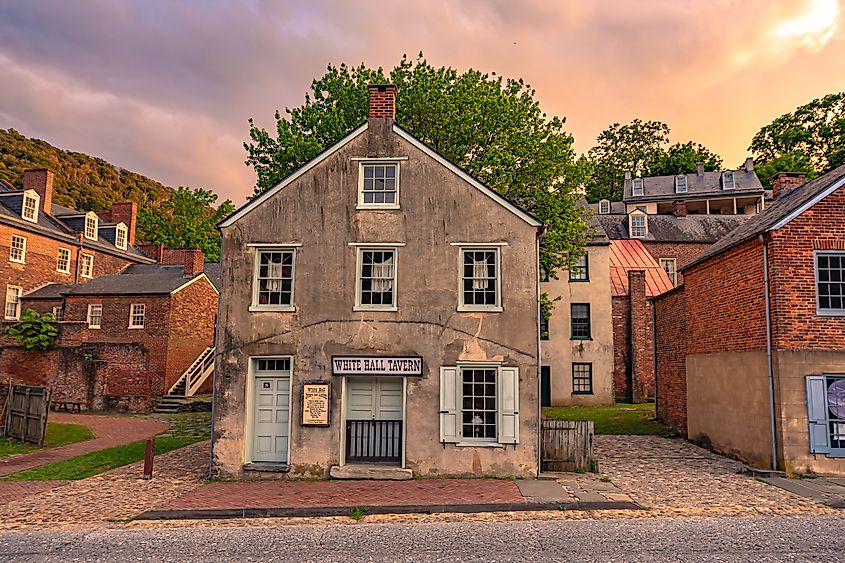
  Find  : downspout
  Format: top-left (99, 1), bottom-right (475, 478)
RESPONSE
top-left (759, 234), bottom-right (778, 471)
top-left (652, 296), bottom-right (658, 416)
top-left (74, 233), bottom-right (83, 284)
top-left (535, 230), bottom-right (543, 477)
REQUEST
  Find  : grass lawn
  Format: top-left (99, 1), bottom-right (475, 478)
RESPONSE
top-left (0, 422), bottom-right (95, 459)
top-left (543, 403), bottom-right (677, 436)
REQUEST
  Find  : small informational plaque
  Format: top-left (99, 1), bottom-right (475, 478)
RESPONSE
top-left (301, 381), bottom-right (331, 426)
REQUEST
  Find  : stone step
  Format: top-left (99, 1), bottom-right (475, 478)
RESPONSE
top-left (329, 464), bottom-right (413, 480)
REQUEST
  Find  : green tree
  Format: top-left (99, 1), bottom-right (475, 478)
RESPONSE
top-left (752, 151), bottom-right (818, 189)
top-left (137, 187), bottom-right (235, 262)
top-left (648, 142), bottom-right (722, 176)
top-left (750, 92), bottom-right (845, 174)
top-left (245, 54), bottom-right (591, 279)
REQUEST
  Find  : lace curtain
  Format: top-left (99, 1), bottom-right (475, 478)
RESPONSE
top-left (472, 256), bottom-right (489, 290)
top-left (371, 255), bottom-right (394, 292)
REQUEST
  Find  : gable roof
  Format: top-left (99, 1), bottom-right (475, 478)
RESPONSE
top-left (683, 164), bottom-right (845, 271)
top-left (219, 122), bottom-right (543, 229)
top-left (624, 169), bottom-right (764, 202)
top-left (596, 213), bottom-right (748, 243)
top-left (25, 265), bottom-right (212, 297)
top-left (609, 239), bottom-right (674, 297)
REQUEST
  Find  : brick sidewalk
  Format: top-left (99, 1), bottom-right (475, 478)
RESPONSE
top-left (0, 413), bottom-right (169, 478)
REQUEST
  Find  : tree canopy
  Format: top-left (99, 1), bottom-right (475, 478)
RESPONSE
top-left (245, 54), bottom-right (591, 278)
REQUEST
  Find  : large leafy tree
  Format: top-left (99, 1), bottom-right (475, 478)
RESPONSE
top-left (752, 151), bottom-right (818, 190)
top-left (649, 142), bottom-right (722, 177)
top-left (245, 54), bottom-right (591, 279)
top-left (750, 92), bottom-right (845, 177)
top-left (137, 187), bottom-right (235, 262)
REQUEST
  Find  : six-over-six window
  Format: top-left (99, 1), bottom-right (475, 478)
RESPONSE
top-left (359, 163), bottom-right (398, 206)
top-left (460, 248), bottom-right (500, 310)
top-left (357, 248), bottom-right (397, 310)
top-left (252, 249), bottom-right (295, 310)
top-left (816, 251), bottom-right (845, 314)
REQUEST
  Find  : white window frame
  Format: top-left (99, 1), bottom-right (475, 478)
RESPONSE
top-left (9, 235), bottom-right (26, 264)
top-left (722, 171), bottom-right (735, 190)
top-left (57, 247), bottom-right (71, 274)
top-left (632, 178), bottom-right (644, 197)
top-left (357, 161), bottom-right (400, 209)
top-left (815, 250), bottom-right (845, 316)
top-left (22, 190), bottom-right (39, 223)
top-left (354, 246), bottom-right (398, 312)
top-left (659, 258), bottom-right (678, 286)
top-left (629, 212), bottom-right (648, 238)
top-left (84, 212), bottom-right (98, 241)
top-left (598, 199), bottom-right (611, 214)
top-left (458, 246), bottom-right (502, 312)
top-left (4, 285), bottom-right (22, 320)
top-left (87, 303), bottom-right (103, 329)
top-left (51, 305), bottom-right (63, 322)
top-left (675, 174), bottom-right (688, 193)
top-left (115, 223), bottom-right (128, 250)
top-left (80, 253), bottom-right (94, 278)
top-left (128, 303), bottom-right (145, 329)
top-left (250, 247), bottom-right (297, 312)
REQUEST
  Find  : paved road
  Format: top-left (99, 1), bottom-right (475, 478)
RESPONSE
top-left (0, 515), bottom-right (843, 562)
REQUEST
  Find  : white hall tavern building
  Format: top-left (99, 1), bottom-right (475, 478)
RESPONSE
top-left (211, 85), bottom-right (544, 479)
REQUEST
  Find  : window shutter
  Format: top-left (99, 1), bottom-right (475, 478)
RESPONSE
top-left (439, 367), bottom-right (460, 443)
top-left (806, 375), bottom-right (830, 454)
top-left (498, 367), bottom-right (520, 444)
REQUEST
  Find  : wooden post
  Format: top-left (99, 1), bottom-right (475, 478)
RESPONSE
top-left (143, 438), bottom-right (155, 479)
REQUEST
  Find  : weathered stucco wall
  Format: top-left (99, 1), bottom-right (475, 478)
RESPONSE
top-left (213, 119), bottom-right (540, 478)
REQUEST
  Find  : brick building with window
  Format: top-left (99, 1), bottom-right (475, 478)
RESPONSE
top-left (212, 85), bottom-right (543, 479)
top-left (653, 167), bottom-right (845, 475)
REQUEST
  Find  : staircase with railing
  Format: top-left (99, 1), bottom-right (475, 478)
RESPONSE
top-left (167, 347), bottom-right (215, 397)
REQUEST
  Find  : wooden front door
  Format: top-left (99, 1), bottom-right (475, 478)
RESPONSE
top-left (251, 373), bottom-right (291, 463)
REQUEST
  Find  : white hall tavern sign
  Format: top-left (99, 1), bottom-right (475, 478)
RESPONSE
top-left (331, 356), bottom-right (423, 376)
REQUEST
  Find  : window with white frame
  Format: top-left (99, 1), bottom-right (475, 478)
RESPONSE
top-left (806, 375), bottom-right (845, 457)
top-left (57, 248), bottom-right (71, 273)
top-left (461, 367), bottom-right (498, 441)
top-left (722, 171), bottom-right (735, 190)
top-left (659, 258), bottom-right (678, 286)
top-left (252, 249), bottom-right (295, 309)
top-left (87, 304), bottom-right (103, 328)
top-left (599, 199), bottom-right (611, 214)
top-left (816, 252), bottom-right (845, 314)
top-left (675, 175), bottom-right (687, 193)
top-left (439, 365), bottom-right (519, 445)
top-left (460, 248), bottom-right (500, 310)
top-left (84, 214), bottom-right (98, 240)
top-left (115, 224), bottom-right (128, 250)
top-left (632, 178), bottom-right (644, 196)
top-left (629, 213), bottom-right (647, 238)
top-left (4, 285), bottom-right (22, 320)
top-left (572, 363), bottom-right (593, 394)
top-left (80, 253), bottom-right (94, 278)
top-left (51, 306), bottom-right (63, 321)
top-left (22, 192), bottom-right (39, 222)
top-left (359, 162), bottom-right (398, 206)
top-left (9, 235), bottom-right (26, 264)
top-left (128, 303), bottom-right (145, 328)
top-left (356, 248), bottom-right (397, 309)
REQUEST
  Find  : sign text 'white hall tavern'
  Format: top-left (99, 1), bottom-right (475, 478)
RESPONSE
top-left (211, 85), bottom-right (544, 479)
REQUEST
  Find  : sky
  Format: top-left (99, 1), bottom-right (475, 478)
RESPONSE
top-left (0, 0), bottom-right (843, 205)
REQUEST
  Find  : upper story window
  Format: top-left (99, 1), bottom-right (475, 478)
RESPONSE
top-left (660, 258), bottom-right (678, 286)
top-left (359, 162), bottom-right (399, 207)
top-left (57, 248), bottom-right (71, 274)
top-left (569, 253), bottom-right (589, 282)
top-left (9, 235), bottom-right (26, 264)
top-left (675, 175), bottom-right (687, 193)
top-left (128, 303), bottom-right (146, 328)
top-left (356, 248), bottom-right (397, 311)
top-left (251, 248), bottom-right (295, 311)
top-left (4, 285), bottom-right (22, 320)
top-left (629, 213), bottom-right (647, 238)
top-left (599, 199), bottom-right (611, 214)
top-left (84, 213), bottom-right (98, 241)
top-left (115, 224), bottom-right (128, 250)
top-left (570, 303), bottom-right (591, 340)
top-left (22, 191), bottom-right (39, 223)
top-left (87, 303), bottom-right (103, 329)
top-left (816, 251), bottom-right (845, 315)
top-left (632, 178), bottom-right (644, 197)
top-left (459, 247), bottom-right (501, 311)
top-left (540, 316), bottom-right (549, 340)
top-left (81, 253), bottom-right (94, 278)
top-left (722, 171), bottom-right (735, 190)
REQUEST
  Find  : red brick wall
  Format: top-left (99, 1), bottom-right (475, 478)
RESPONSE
top-left (653, 287), bottom-right (688, 434)
top-left (612, 296), bottom-right (631, 402)
top-left (642, 241), bottom-right (712, 285)
top-left (165, 277), bottom-right (217, 392)
top-left (629, 271), bottom-right (654, 402)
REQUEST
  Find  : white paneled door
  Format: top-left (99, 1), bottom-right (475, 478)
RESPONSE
top-left (252, 370), bottom-right (291, 463)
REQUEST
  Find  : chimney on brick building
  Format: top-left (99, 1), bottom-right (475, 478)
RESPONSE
top-left (109, 202), bottom-right (138, 245)
top-left (137, 243), bottom-right (164, 262)
top-left (744, 157), bottom-right (754, 172)
top-left (181, 248), bottom-right (205, 277)
top-left (23, 169), bottom-right (54, 214)
top-left (696, 162), bottom-right (704, 176)
top-left (156, 247), bottom-right (205, 276)
top-left (771, 171), bottom-right (806, 199)
top-left (368, 84), bottom-right (397, 120)
top-left (672, 200), bottom-right (687, 217)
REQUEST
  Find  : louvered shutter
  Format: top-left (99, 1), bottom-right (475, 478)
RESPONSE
top-left (498, 367), bottom-right (520, 444)
top-left (806, 375), bottom-right (830, 455)
top-left (439, 367), bottom-right (460, 443)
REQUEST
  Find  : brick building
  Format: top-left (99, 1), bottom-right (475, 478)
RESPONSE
top-left (653, 167), bottom-right (845, 475)
top-left (1, 169), bottom-right (153, 322)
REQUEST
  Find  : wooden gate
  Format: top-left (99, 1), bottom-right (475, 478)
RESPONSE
top-left (3, 384), bottom-right (52, 446)
top-left (541, 419), bottom-right (594, 472)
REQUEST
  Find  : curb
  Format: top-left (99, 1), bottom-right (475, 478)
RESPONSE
top-left (136, 500), bottom-right (641, 520)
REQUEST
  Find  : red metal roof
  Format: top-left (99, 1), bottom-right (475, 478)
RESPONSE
top-left (609, 239), bottom-right (674, 297)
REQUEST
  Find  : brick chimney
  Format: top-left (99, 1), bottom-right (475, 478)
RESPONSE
top-left (23, 169), bottom-right (54, 214)
top-left (137, 243), bottom-right (164, 262)
top-left (672, 200), bottom-right (687, 217)
top-left (696, 162), bottom-right (704, 176)
top-left (109, 202), bottom-right (138, 245)
top-left (744, 157), bottom-right (754, 172)
top-left (158, 247), bottom-right (205, 276)
top-left (368, 84), bottom-right (396, 120)
top-left (771, 172), bottom-right (806, 199)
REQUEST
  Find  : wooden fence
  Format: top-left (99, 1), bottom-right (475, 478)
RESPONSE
top-left (540, 419), bottom-right (594, 472)
top-left (3, 384), bottom-right (52, 446)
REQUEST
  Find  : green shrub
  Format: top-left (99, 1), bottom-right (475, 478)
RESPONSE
top-left (5, 309), bottom-right (59, 350)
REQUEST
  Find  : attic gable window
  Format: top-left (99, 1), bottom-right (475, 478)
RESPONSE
top-left (632, 178), bottom-right (644, 197)
top-left (722, 171), bottom-right (735, 190)
top-left (84, 213), bottom-right (98, 241)
top-left (629, 213), bottom-right (647, 238)
top-left (22, 191), bottom-right (39, 223)
top-left (675, 175), bottom-right (687, 194)
top-left (359, 162), bottom-right (399, 208)
top-left (115, 224), bottom-right (128, 250)
top-left (599, 199), bottom-right (611, 214)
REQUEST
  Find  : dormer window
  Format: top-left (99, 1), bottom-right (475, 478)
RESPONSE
top-left (629, 212), bottom-right (648, 238)
top-left (115, 223), bottom-right (128, 250)
top-left (599, 199), bottom-right (611, 214)
top-left (22, 191), bottom-right (39, 223)
top-left (84, 213), bottom-right (98, 241)
top-left (632, 178), bottom-right (644, 197)
top-left (675, 175), bottom-right (687, 193)
top-left (722, 171), bottom-right (735, 190)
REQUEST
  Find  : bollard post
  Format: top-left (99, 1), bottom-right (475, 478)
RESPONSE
top-left (143, 437), bottom-right (155, 479)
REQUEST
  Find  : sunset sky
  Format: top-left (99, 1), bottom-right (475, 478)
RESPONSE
top-left (1, 0), bottom-right (843, 204)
